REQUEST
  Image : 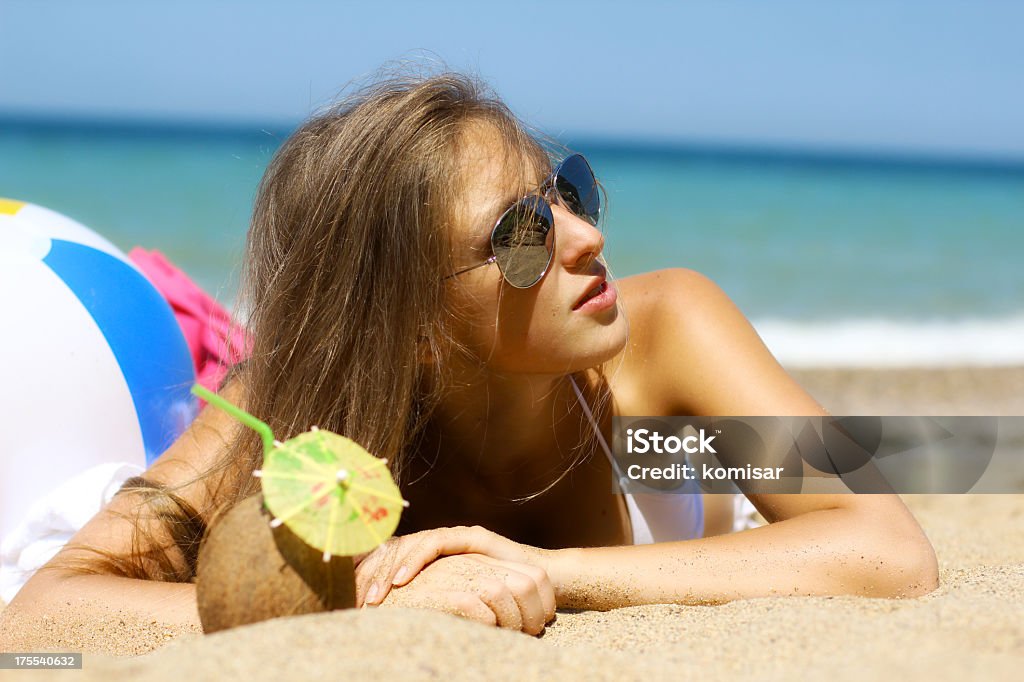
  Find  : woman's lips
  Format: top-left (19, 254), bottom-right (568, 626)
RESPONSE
top-left (572, 280), bottom-right (617, 313)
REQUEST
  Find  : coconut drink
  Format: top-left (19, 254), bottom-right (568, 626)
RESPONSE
top-left (191, 384), bottom-right (408, 633)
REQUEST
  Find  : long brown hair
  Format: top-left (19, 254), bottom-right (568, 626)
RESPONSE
top-left (45, 67), bottom-right (615, 583)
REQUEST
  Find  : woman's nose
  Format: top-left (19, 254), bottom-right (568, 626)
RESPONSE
top-left (552, 203), bottom-right (604, 270)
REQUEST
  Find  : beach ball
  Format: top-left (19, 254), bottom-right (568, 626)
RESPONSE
top-left (0, 199), bottom-right (197, 539)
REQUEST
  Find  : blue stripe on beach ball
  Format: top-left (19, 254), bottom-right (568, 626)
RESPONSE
top-left (43, 239), bottom-right (197, 465)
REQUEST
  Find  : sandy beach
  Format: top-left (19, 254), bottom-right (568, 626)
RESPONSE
top-left (789, 365), bottom-right (1024, 416)
top-left (2, 365), bottom-right (1022, 680)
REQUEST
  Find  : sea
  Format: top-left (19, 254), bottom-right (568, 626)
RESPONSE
top-left (3, 119), bottom-right (1023, 368)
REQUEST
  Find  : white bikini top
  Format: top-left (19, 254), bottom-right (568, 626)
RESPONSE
top-left (569, 374), bottom-right (704, 544)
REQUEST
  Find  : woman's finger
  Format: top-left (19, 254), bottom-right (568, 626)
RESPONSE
top-left (360, 528), bottom-right (458, 606)
top-left (470, 576), bottom-right (523, 632)
top-left (361, 532), bottom-right (436, 605)
top-left (472, 555), bottom-right (556, 629)
top-left (353, 529), bottom-right (433, 605)
top-left (379, 582), bottom-right (498, 627)
top-left (387, 526), bottom-right (498, 587)
top-left (472, 557), bottom-right (552, 634)
top-left (354, 537), bottom-right (404, 607)
top-left (445, 591), bottom-right (498, 627)
top-left (353, 551), bottom-right (383, 607)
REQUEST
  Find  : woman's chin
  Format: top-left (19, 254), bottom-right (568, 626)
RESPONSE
top-left (565, 320), bottom-right (630, 372)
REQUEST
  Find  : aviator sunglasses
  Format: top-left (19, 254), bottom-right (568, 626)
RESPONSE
top-left (443, 153), bottom-right (601, 288)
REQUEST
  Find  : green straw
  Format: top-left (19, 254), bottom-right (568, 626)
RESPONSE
top-left (191, 384), bottom-right (276, 455)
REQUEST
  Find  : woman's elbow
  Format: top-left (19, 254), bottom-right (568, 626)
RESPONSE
top-left (832, 497), bottom-right (940, 599)
top-left (897, 538), bottom-right (940, 598)
top-left (865, 532), bottom-right (939, 599)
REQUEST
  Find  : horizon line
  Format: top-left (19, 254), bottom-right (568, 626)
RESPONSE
top-left (3, 111), bottom-right (1023, 174)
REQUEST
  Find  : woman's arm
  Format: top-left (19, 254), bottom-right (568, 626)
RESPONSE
top-left (582, 267), bottom-right (939, 605)
top-left (545, 494), bottom-right (938, 609)
top-left (363, 269), bottom-right (938, 608)
top-left (355, 494), bottom-right (937, 611)
top-left (1, 570), bottom-right (201, 637)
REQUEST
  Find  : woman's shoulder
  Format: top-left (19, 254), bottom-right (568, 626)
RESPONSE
top-left (611, 267), bottom-right (720, 321)
top-left (596, 268), bottom-right (717, 415)
top-left (599, 267), bottom-right (828, 418)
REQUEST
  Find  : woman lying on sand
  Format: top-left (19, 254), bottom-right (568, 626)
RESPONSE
top-left (9, 69), bottom-right (938, 636)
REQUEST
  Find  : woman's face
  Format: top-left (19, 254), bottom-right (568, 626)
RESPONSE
top-left (443, 125), bottom-right (629, 376)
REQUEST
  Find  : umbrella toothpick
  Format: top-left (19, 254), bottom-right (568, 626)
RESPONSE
top-left (190, 382), bottom-right (405, 558)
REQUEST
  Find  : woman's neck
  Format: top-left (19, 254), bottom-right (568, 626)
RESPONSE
top-left (422, 371), bottom-right (588, 496)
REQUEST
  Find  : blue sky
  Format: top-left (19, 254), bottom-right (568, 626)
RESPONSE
top-left (2, 0), bottom-right (1022, 159)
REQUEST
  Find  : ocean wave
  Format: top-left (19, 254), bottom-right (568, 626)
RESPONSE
top-left (750, 314), bottom-right (1024, 367)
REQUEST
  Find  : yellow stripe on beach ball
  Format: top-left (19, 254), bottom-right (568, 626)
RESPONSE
top-left (0, 198), bottom-right (26, 215)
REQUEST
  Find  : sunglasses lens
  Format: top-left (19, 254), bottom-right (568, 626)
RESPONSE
top-left (554, 154), bottom-right (600, 226)
top-left (491, 196), bottom-right (554, 288)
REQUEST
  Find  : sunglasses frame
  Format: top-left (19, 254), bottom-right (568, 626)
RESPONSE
top-left (444, 153), bottom-right (600, 289)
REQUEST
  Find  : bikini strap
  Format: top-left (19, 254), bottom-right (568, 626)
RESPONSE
top-left (568, 374), bottom-right (618, 469)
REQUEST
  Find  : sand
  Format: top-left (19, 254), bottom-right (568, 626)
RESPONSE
top-left (788, 365), bottom-right (1024, 416)
top-left (2, 366), bottom-right (1022, 680)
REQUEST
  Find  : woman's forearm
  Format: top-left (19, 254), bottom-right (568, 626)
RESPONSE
top-left (546, 505), bottom-right (939, 610)
top-left (0, 570), bottom-right (202, 651)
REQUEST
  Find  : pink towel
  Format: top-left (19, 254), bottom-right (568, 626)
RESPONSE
top-left (128, 248), bottom-right (251, 401)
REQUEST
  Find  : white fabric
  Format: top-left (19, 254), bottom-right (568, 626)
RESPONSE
top-left (733, 493), bottom-right (765, 532)
top-left (0, 461), bottom-right (143, 604)
top-left (624, 483), bottom-right (705, 543)
top-left (568, 375), bottom-right (707, 543)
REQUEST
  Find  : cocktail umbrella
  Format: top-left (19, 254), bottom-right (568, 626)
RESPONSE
top-left (191, 385), bottom-right (408, 560)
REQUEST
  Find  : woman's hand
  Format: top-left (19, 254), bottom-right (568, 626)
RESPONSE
top-left (355, 525), bottom-right (553, 608)
top-left (368, 552), bottom-right (556, 635)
